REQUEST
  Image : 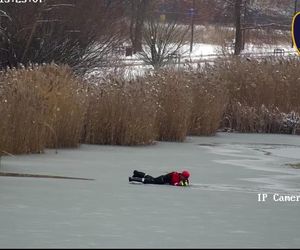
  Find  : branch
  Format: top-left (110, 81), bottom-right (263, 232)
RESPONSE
top-left (0, 10), bottom-right (12, 21)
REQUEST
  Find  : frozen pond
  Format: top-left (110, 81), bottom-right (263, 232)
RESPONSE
top-left (1, 132), bottom-right (300, 248)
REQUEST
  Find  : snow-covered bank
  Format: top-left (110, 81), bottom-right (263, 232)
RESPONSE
top-left (87, 42), bottom-right (297, 80)
top-left (1, 133), bottom-right (300, 248)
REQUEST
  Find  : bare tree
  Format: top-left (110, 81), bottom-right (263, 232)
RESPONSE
top-left (215, 0), bottom-right (293, 55)
top-left (0, 0), bottom-right (127, 75)
top-left (138, 17), bottom-right (189, 70)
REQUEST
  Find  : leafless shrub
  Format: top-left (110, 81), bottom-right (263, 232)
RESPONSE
top-left (138, 18), bottom-right (189, 70)
top-left (0, 0), bottom-right (127, 75)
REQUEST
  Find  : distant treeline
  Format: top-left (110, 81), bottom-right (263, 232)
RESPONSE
top-left (0, 0), bottom-right (294, 72)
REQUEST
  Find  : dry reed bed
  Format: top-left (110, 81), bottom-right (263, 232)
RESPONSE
top-left (0, 64), bottom-right (87, 155)
top-left (83, 70), bottom-right (227, 145)
top-left (145, 70), bottom-right (193, 142)
top-left (219, 57), bottom-right (300, 132)
top-left (1, 57), bottom-right (299, 156)
top-left (38, 65), bottom-right (88, 149)
top-left (0, 68), bottom-right (47, 155)
top-left (144, 69), bottom-right (228, 139)
top-left (83, 76), bottom-right (159, 145)
top-left (186, 67), bottom-right (228, 136)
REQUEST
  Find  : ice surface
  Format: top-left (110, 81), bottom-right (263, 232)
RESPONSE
top-left (1, 132), bottom-right (300, 248)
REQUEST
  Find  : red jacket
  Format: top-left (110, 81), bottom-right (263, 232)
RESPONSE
top-left (167, 172), bottom-right (189, 186)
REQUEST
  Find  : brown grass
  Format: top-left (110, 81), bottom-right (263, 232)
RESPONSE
top-left (0, 67), bottom-right (47, 155)
top-left (2, 56), bottom-right (299, 156)
top-left (218, 57), bottom-right (300, 133)
top-left (83, 75), bottom-right (159, 145)
top-left (187, 67), bottom-right (228, 136)
top-left (0, 63), bottom-right (87, 155)
top-left (83, 68), bottom-right (228, 144)
top-left (144, 70), bottom-right (193, 142)
top-left (142, 68), bottom-right (228, 140)
top-left (37, 64), bottom-right (88, 148)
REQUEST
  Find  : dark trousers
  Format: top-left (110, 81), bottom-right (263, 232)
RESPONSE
top-left (132, 170), bottom-right (167, 185)
top-left (144, 175), bottom-right (165, 184)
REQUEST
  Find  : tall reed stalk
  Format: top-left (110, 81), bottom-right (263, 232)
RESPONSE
top-left (83, 75), bottom-right (158, 145)
top-left (0, 63), bottom-right (87, 155)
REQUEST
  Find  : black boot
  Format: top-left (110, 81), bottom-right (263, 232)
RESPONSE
top-left (133, 170), bottom-right (146, 178)
top-left (129, 176), bottom-right (144, 183)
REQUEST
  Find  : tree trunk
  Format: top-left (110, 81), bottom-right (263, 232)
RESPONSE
top-left (130, 0), bottom-right (149, 53)
top-left (234, 0), bottom-right (243, 55)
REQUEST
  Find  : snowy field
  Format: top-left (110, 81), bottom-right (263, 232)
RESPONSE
top-left (1, 132), bottom-right (300, 248)
top-left (87, 42), bottom-right (297, 80)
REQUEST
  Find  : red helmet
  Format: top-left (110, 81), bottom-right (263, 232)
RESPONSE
top-left (181, 170), bottom-right (190, 178)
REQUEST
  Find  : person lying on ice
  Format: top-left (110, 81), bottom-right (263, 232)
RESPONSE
top-left (129, 170), bottom-right (190, 186)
